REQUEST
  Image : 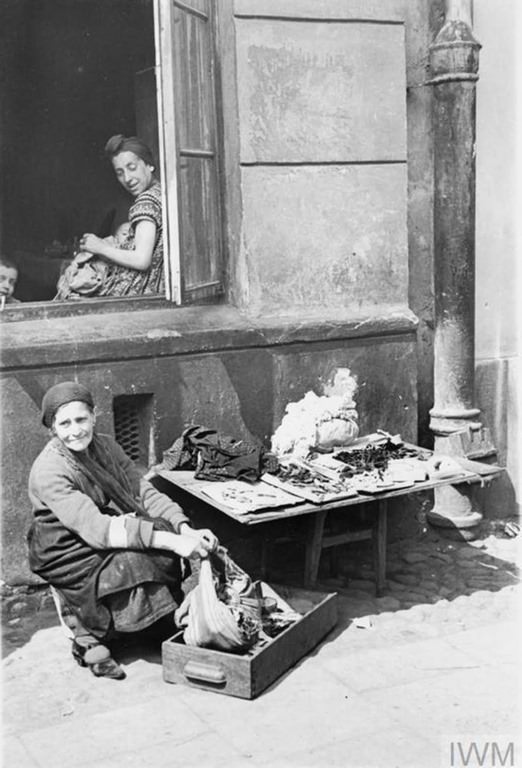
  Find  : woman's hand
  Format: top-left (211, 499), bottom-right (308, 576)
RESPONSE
top-left (74, 250), bottom-right (94, 265)
top-left (80, 233), bottom-right (106, 257)
top-left (179, 524), bottom-right (219, 555)
top-left (174, 534), bottom-right (213, 559)
top-left (151, 528), bottom-right (218, 559)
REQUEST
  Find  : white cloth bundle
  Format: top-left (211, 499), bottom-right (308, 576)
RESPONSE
top-left (271, 370), bottom-right (359, 457)
top-left (176, 548), bottom-right (261, 653)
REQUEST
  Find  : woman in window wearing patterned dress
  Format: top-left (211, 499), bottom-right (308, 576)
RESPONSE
top-left (79, 134), bottom-right (164, 297)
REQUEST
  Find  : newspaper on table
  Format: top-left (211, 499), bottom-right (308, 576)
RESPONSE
top-left (199, 479), bottom-right (303, 514)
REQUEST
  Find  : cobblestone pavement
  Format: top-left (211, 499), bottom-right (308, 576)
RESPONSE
top-left (3, 520), bottom-right (519, 655)
top-left (2, 519), bottom-right (520, 768)
top-left (316, 521), bottom-right (521, 646)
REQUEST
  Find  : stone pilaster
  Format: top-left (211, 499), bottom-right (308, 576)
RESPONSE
top-left (427, 0), bottom-right (494, 536)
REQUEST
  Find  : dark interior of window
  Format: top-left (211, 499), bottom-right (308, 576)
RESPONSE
top-left (1, 0), bottom-right (156, 303)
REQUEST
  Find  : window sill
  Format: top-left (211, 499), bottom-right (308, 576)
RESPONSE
top-left (0, 295), bottom-right (173, 322)
top-left (0, 302), bottom-right (418, 371)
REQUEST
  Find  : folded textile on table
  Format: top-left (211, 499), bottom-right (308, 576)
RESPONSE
top-left (152, 424), bottom-right (277, 483)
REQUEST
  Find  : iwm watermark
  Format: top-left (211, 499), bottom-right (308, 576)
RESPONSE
top-left (444, 737), bottom-right (517, 767)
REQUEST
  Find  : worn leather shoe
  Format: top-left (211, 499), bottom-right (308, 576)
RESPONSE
top-left (72, 639), bottom-right (126, 680)
top-left (89, 656), bottom-right (126, 680)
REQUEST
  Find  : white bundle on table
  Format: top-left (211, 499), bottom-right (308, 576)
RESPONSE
top-left (271, 369), bottom-right (359, 458)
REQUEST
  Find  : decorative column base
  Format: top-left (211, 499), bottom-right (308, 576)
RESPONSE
top-left (427, 423), bottom-right (495, 540)
top-left (427, 484), bottom-right (482, 540)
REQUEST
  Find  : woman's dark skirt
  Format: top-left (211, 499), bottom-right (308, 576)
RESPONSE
top-left (27, 510), bottom-right (184, 640)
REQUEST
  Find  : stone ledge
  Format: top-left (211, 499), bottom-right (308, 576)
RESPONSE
top-left (0, 303), bottom-right (418, 371)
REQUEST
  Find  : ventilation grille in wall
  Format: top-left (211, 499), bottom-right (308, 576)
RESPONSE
top-left (113, 394), bottom-right (154, 467)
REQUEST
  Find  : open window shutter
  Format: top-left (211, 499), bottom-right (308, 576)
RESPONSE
top-left (155, 0), bottom-right (223, 303)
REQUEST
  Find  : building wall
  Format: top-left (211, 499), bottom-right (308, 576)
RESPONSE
top-left (1, 0), bottom-right (440, 585)
top-left (474, 0), bottom-right (520, 515)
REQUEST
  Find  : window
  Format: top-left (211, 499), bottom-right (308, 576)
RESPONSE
top-left (0, 0), bottom-right (223, 309)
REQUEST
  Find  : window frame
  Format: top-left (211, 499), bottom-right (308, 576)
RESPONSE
top-left (155, 0), bottom-right (225, 305)
top-left (154, 0), bottom-right (182, 304)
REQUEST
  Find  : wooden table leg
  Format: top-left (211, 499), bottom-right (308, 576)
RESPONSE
top-left (304, 510), bottom-right (328, 587)
top-left (373, 499), bottom-right (388, 596)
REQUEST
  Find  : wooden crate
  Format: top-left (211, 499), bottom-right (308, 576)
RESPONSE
top-left (162, 585), bottom-right (337, 699)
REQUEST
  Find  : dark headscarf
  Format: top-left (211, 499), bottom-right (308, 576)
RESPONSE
top-left (41, 381), bottom-right (94, 427)
top-left (104, 134), bottom-right (155, 167)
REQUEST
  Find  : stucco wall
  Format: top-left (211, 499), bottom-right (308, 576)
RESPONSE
top-left (228, 0), bottom-right (409, 316)
top-left (474, 0), bottom-right (520, 514)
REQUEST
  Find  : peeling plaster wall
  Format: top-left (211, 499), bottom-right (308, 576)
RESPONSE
top-left (231, 2), bottom-right (409, 316)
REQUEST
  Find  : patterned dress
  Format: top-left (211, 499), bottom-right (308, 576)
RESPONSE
top-left (99, 180), bottom-right (164, 297)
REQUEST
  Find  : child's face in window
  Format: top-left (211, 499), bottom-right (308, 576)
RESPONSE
top-left (0, 266), bottom-right (18, 298)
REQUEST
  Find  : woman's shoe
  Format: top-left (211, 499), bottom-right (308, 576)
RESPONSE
top-left (72, 639), bottom-right (126, 680)
top-left (89, 657), bottom-right (127, 680)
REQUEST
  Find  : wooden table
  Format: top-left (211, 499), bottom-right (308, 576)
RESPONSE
top-left (157, 453), bottom-right (503, 596)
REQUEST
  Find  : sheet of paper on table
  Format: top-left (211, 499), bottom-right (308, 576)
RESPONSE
top-left (199, 479), bottom-right (304, 514)
top-left (261, 472), bottom-right (359, 504)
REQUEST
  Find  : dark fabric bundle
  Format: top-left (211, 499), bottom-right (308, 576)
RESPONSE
top-left (154, 425), bottom-right (266, 483)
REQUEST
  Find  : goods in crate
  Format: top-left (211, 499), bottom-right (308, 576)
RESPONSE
top-left (174, 547), bottom-right (301, 655)
top-left (162, 584), bottom-right (338, 699)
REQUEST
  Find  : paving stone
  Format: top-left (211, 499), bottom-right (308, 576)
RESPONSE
top-left (465, 577), bottom-right (496, 589)
top-left (347, 578), bottom-right (376, 591)
top-left (399, 590), bottom-right (430, 603)
top-left (429, 551), bottom-right (453, 564)
top-left (8, 601), bottom-right (29, 617)
top-left (456, 547), bottom-right (488, 559)
top-left (431, 597), bottom-right (450, 608)
top-left (418, 580), bottom-right (439, 593)
top-left (338, 587), bottom-right (375, 600)
top-left (2, 735), bottom-right (40, 768)
top-left (321, 577), bottom-right (346, 589)
top-left (455, 560), bottom-right (479, 570)
top-left (273, 728), bottom-right (441, 768)
top-left (375, 596), bottom-right (401, 611)
top-left (386, 579), bottom-right (408, 592)
top-left (391, 573), bottom-right (420, 586)
top-left (402, 552), bottom-right (429, 564)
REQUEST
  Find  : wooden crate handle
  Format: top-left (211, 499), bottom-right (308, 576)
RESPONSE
top-left (183, 661), bottom-right (226, 685)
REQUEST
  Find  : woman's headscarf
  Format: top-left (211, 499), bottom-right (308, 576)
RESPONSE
top-left (41, 381), bottom-right (94, 427)
top-left (104, 134), bottom-right (155, 167)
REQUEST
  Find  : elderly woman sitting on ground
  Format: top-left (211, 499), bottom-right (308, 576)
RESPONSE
top-left (27, 381), bottom-right (218, 680)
